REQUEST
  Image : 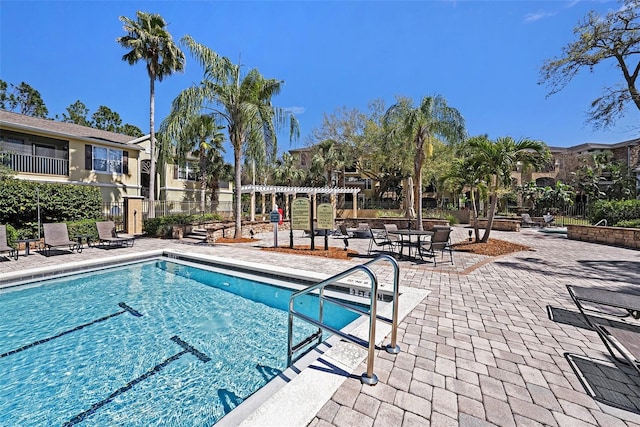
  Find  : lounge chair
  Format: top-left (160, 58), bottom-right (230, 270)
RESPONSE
top-left (567, 285), bottom-right (640, 328)
top-left (418, 226), bottom-right (453, 265)
top-left (42, 223), bottom-right (81, 255)
top-left (543, 214), bottom-right (555, 227)
top-left (0, 225), bottom-right (18, 260)
top-left (367, 226), bottom-right (396, 255)
top-left (521, 213), bottom-right (542, 227)
top-left (96, 221), bottom-right (135, 248)
top-left (593, 323), bottom-right (640, 376)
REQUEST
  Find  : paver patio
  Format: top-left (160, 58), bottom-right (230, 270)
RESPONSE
top-left (1, 225), bottom-right (639, 426)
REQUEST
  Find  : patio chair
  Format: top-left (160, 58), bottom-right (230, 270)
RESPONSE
top-left (567, 285), bottom-right (640, 328)
top-left (543, 213), bottom-right (555, 227)
top-left (593, 323), bottom-right (640, 376)
top-left (0, 225), bottom-right (18, 260)
top-left (521, 213), bottom-right (539, 227)
top-left (42, 223), bottom-right (81, 255)
top-left (418, 226), bottom-right (453, 266)
top-left (96, 221), bottom-right (135, 248)
top-left (367, 226), bottom-right (396, 255)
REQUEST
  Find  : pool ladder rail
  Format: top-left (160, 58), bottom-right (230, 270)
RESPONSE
top-left (287, 254), bottom-right (401, 386)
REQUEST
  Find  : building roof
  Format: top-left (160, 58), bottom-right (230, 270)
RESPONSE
top-left (0, 110), bottom-right (145, 149)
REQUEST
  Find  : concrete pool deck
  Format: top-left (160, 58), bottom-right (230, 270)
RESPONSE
top-left (1, 226), bottom-right (639, 426)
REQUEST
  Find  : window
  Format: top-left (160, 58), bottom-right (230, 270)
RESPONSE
top-left (92, 146), bottom-right (123, 174)
top-left (177, 162), bottom-right (197, 181)
top-left (364, 178), bottom-right (372, 190)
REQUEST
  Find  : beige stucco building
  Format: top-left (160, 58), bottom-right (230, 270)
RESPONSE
top-left (0, 110), bottom-right (234, 214)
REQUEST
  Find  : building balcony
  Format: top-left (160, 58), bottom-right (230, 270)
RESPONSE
top-left (1, 152), bottom-right (69, 176)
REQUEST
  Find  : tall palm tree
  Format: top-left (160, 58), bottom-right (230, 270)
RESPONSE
top-left (384, 96), bottom-right (465, 230)
top-left (117, 11), bottom-right (185, 216)
top-left (170, 35), bottom-right (299, 238)
top-left (468, 136), bottom-right (550, 242)
top-left (161, 113), bottom-right (226, 212)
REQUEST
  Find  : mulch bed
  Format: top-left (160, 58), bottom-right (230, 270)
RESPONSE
top-left (261, 245), bottom-right (358, 260)
top-left (216, 237), bottom-right (531, 259)
top-left (216, 237), bottom-right (256, 244)
top-left (451, 238), bottom-right (531, 256)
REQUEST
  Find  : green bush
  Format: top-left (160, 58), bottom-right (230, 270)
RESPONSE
top-left (614, 219), bottom-right (640, 228)
top-left (445, 214), bottom-right (459, 225)
top-left (0, 178), bottom-right (102, 228)
top-left (588, 199), bottom-right (640, 226)
top-left (5, 224), bottom-right (18, 248)
top-left (143, 213), bottom-right (223, 237)
top-left (67, 219), bottom-right (100, 241)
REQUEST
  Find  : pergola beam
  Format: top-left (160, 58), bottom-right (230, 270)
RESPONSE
top-left (240, 185), bottom-right (360, 219)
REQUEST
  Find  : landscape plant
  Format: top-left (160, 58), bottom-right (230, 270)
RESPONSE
top-left (0, 178), bottom-right (102, 237)
top-left (467, 136), bottom-right (550, 242)
top-left (167, 35), bottom-right (299, 239)
top-left (117, 11), bottom-right (186, 214)
top-left (588, 199), bottom-right (640, 226)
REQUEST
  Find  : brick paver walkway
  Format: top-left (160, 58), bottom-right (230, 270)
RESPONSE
top-left (2, 226), bottom-right (639, 426)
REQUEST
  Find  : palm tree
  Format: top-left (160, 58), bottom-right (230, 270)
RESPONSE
top-left (273, 152), bottom-right (305, 186)
top-left (160, 113), bottom-right (226, 212)
top-left (467, 136), bottom-right (550, 242)
top-left (384, 96), bottom-right (465, 230)
top-left (170, 35), bottom-right (299, 238)
top-left (311, 139), bottom-right (347, 187)
top-left (117, 11), bottom-right (185, 216)
top-left (441, 137), bottom-right (491, 242)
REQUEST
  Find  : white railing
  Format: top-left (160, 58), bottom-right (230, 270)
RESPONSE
top-left (3, 152), bottom-right (69, 176)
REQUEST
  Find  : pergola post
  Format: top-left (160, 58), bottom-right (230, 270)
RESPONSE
top-left (352, 194), bottom-right (358, 218)
top-left (239, 185), bottom-right (361, 222)
top-left (250, 191), bottom-right (256, 222)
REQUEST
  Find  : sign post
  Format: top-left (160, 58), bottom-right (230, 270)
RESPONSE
top-left (317, 203), bottom-right (334, 251)
top-left (270, 209), bottom-right (280, 247)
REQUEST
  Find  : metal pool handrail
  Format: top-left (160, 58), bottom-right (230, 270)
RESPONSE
top-left (287, 255), bottom-right (401, 386)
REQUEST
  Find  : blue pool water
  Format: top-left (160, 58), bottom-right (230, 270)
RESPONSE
top-left (0, 260), bottom-right (360, 426)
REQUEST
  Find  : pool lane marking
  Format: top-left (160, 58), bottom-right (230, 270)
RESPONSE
top-left (0, 302), bottom-right (142, 359)
top-left (64, 335), bottom-right (210, 426)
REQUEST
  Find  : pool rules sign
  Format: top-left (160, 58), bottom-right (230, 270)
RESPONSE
top-left (291, 198), bottom-right (310, 230)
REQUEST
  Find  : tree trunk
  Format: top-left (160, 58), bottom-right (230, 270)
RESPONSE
top-left (471, 188), bottom-right (481, 243)
top-left (482, 189), bottom-right (498, 243)
top-left (414, 158), bottom-right (424, 231)
top-left (148, 77), bottom-right (156, 218)
top-left (234, 144), bottom-right (243, 238)
top-left (199, 150), bottom-right (206, 213)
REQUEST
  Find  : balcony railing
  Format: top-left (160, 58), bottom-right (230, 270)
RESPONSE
top-left (2, 152), bottom-right (69, 176)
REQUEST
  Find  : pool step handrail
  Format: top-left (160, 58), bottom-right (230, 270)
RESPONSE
top-left (287, 254), bottom-right (401, 386)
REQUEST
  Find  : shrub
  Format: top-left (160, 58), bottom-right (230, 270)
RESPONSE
top-left (445, 214), bottom-right (459, 225)
top-left (143, 213), bottom-right (223, 237)
top-left (5, 224), bottom-right (18, 248)
top-left (588, 199), bottom-right (640, 226)
top-left (0, 178), bottom-right (102, 228)
top-left (614, 219), bottom-right (640, 228)
top-left (66, 219), bottom-right (100, 241)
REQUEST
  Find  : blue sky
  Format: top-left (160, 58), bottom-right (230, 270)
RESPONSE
top-left (1, 0), bottom-right (638, 157)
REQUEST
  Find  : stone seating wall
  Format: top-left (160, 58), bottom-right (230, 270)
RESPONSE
top-left (473, 219), bottom-right (521, 232)
top-left (567, 224), bottom-right (640, 250)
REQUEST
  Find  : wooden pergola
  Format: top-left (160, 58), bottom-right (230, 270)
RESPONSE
top-left (240, 184), bottom-right (361, 221)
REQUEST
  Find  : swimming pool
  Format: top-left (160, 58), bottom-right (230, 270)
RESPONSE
top-left (0, 259), bottom-right (361, 426)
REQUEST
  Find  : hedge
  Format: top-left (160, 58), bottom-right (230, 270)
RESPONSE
top-left (0, 178), bottom-right (102, 238)
top-left (143, 213), bottom-right (223, 237)
top-left (588, 199), bottom-right (640, 227)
